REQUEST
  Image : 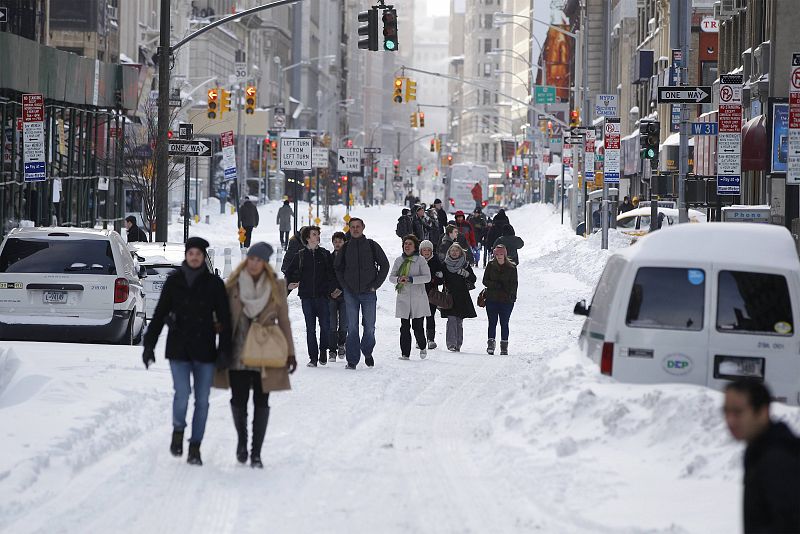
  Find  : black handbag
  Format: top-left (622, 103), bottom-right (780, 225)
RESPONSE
top-left (428, 286), bottom-right (454, 310)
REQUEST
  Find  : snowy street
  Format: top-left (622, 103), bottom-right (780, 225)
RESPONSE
top-left (2, 202), bottom-right (799, 533)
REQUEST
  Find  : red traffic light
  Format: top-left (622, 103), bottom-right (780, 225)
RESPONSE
top-left (416, 164), bottom-right (422, 172)
top-left (393, 159), bottom-right (399, 166)
top-left (270, 141), bottom-right (277, 149)
top-left (167, 130), bottom-right (173, 139)
top-left (346, 139), bottom-right (354, 148)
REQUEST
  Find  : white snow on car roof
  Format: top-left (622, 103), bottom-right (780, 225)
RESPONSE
top-left (133, 242), bottom-right (186, 265)
top-left (9, 227), bottom-right (113, 239)
top-left (616, 222), bottom-right (800, 270)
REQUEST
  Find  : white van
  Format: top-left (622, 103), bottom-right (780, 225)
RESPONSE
top-left (445, 164), bottom-right (489, 214)
top-left (574, 223), bottom-right (800, 405)
top-left (0, 227), bottom-right (147, 344)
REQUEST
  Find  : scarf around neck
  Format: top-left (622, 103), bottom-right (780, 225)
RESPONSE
top-left (444, 252), bottom-right (467, 273)
top-left (395, 253), bottom-right (416, 293)
top-left (238, 271), bottom-right (271, 319)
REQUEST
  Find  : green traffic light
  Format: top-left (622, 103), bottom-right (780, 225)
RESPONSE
top-left (385, 40), bottom-right (396, 51)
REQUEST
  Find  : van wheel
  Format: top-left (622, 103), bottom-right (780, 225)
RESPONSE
top-left (120, 317), bottom-right (135, 345)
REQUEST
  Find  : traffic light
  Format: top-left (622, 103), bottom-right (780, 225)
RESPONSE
top-left (418, 111), bottom-right (425, 128)
top-left (523, 165), bottom-right (529, 179)
top-left (393, 158), bottom-right (400, 180)
top-left (430, 139), bottom-right (436, 152)
top-left (207, 88), bottom-right (219, 119)
top-left (569, 109), bottom-right (580, 128)
top-left (245, 86), bottom-right (257, 114)
top-left (393, 77), bottom-right (405, 104)
top-left (357, 7), bottom-right (379, 51)
top-left (220, 89), bottom-right (232, 116)
top-left (410, 112), bottom-right (418, 128)
top-left (270, 140), bottom-right (278, 160)
top-left (382, 8), bottom-right (399, 51)
top-left (405, 79), bottom-right (417, 101)
top-left (346, 139), bottom-right (354, 148)
top-left (639, 121), bottom-right (660, 161)
top-left (446, 154), bottom-right (453, 166)
top-left (436, 138), bottom-right (442, 152)
top-left (417, 164), bottom-right (422, 176)
top-left (512, 165), bottom-right (520, 177)
top-left (167, 130), bottom-right (174, 139)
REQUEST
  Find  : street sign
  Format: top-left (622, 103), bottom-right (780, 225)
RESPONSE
top-left (594, 94), bottom-right (618, 118)
top-left (169, 140), bottom-right (213, 157)
top-left (584, 133), bottom-right (595, 183)
top-left (178, 123), bottom-right (193, 139)
top-left (534, 86), bottom-right (556, 104)
top-left (312, 147), bottom-right (329, 169)
top-left (691, 122), bottom-right (718, 135)
top-left (280, 137), bottom-right (313, 171)
top-left (169, 97), bottom-right (182, 108)
top-left (378, 154), bottom-right (394, 168)
top-left (789, 53), bottom-right (800, 184)
top-left (337, 148), bottom-right (361, 172)
top-left (234, 62), bottom-right (247, 81)
top-left (604, 118), bottom-right (621, 184)
top-left (363, 147), bottom-right (381, 154)
top-left (22, 94), bottom-right (45, 182)
top-left (717, 74), bottom-right (743, 195)
top-left (273, 105), bottom-right (286, 130)
top-left (221, 130), bottom-right (236, 179)
top-left (657, 86), bottom-right (712, 104)
top-left (0, 8), bottom-right (7, 24)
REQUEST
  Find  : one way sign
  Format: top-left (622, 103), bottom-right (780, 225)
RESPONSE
top-left (657, 86), bottom-right (712, 104)
top-left (0, 8), bottom-right (7, 24)
top-left (168, 139), bottom-right (213, 157)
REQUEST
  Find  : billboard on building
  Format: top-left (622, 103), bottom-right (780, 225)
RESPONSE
top-left (537, 26), bottom-right (573, 103)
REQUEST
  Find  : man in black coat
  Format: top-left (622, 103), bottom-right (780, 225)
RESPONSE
top-left (142, 237), bottom-right (231, 466)
top-left (411, 204), bottom-right (428, 241)
top-left (285, 226), bottom-right (337, 367)
top-left (724, 379), bottom-right (800, 534)
top-left (239, 197), bottom-right (260, 247)
top-left (433, 199), bottom-right (448, 229)
top-left (125, 216), bottom-right (148, 243)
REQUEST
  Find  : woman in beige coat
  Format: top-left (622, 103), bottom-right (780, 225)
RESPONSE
top-left (216, 242), bottom-right (297, 468)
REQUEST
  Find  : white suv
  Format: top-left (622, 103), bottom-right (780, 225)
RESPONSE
top-left (0, 227), bottom-right (146, 344)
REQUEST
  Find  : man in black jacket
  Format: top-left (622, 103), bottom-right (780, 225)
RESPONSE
top-left (433, 199), bottom-right (448, 229)
top-left (125, 216), bottom-right (149, 242)
top-left (724, 379), bottom-right (800, 534)
top-left (334, 217), bottom-right (389, 369)
top-left (328, 232), bottom-right (348, 362)
top-left (239, 196), bottom-right (259, 247)
top-left (142, 237), bottom-right (231, 466)
top-left (411, 204), bottom-right (428, 241)
top-left (285, 226), bottom-right (337, 367)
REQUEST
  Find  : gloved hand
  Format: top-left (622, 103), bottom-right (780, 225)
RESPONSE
top-left (142, 347), bottom-right (155, 369)
top-left (435, 271), bottom-right (443, 278)
top-left (287, 355), bottom-right (298, 374)
top-left (458, 268), bottom-right (470, 277)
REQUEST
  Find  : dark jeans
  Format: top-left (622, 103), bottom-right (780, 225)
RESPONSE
top-left (401, 317), bottom-right (427, 356)
top-left (425, 303), bottom-right (437, 341)
top-left (343, 290), bottom-right (377, 366)
top-left (229, 369), bottom-right (270, 412)
top-left (243, 226), bottom-right (254, 247)
top-left (328, 298), bottom-right (347, 349)
top-left (301, 296), bottom-right (330, 362)
top-left (279, 230), bottom-right (289, 249)
top-left (169, 360), bottom-right (215, 444)
top-left (486, 300), bottom-right (514, 341)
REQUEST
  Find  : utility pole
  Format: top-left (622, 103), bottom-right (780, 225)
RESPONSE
top-left (235, 49), bottom-right (245, 228)
top-left (601, 0), bottom-right (611, 250)
top-left (672, 0), bottom-right (691, 223)
top-left (528, 0), bottom-right (536, 206)
top-left (155, 0), bottom-right (171, 242)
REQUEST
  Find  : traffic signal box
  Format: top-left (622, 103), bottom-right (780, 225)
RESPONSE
top-left (393, 77), bottom-right (406, 104)
top-left (639, 121), bottom-right (660, 167)
top-left (418, 111), bottom-right (425, 128)
top-left (358, 8), bottom-right (379, 51)
top-left (207, 88), bottom-right (219, 119)
top-left (220, 89), bottom-right (232, 117)
top-left (405, 79), bottom-right (417, 101)
top-left (382, 9), bottom-right (399, 51)
top-left (569, 109), bottom-right (580, 128)
top-left (245, 86), bottom-right (257, 115)
top-left (410, 112), bottom-right (418, 128)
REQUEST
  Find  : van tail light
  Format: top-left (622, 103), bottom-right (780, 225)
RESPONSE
top-left (600, 342), bottom-right (614, 376)
top-left (449, 198), bottom-right (455, 206)
top-left (114, 278), bottom-right (129, 303)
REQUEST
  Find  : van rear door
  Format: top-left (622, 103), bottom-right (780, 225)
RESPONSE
top-left (613, 264), bottom-right (711, 385)
top-left (708, 267), bottom-right (800, 405)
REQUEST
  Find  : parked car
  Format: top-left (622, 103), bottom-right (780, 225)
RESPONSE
top-left (130, 242), bottom-right (216, 319)
top-left (616, 207), bottom-right (706, 236)
top-left (574, 223), bottom-right (800, 405)
top-left (0, 227), bottom-right (147, 344)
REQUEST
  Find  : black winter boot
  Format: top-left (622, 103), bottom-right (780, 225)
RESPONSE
top-left (319, 348), bottom-right (328, 366)
top-left (487, 338), bottom-right (495, 355)
top-left (250, 406), bottom-right (270, 469)
top-left (231, 404), bottom-right (248, 464)
top-left (187, 442), bottom-right (202, 466)
top-left (500, 340), bottom-right (508, 355)
top-left (170, 430), bottom-right (184, 457)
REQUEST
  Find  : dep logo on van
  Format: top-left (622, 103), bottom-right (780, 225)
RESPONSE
top-left (662, 354), bottom-right (693, 375)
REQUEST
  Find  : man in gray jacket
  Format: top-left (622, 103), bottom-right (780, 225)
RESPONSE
top-left (334, 217), bottom-right (390, 369)
top-left (276, 200), bottom-right (294, 250)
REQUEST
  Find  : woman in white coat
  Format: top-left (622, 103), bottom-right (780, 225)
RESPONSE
top-left (389, 234), bottom-right (432, 360)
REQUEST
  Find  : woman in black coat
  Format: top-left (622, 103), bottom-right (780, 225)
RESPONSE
top-left (419, 239), bottom-right (444, 349)
top-left (440, 243), bottom-right (477, 352)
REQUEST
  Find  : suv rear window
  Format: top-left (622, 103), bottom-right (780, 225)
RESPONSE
top-left (717, 271), bottom-right (794, 335)
top-left (626, 267), bottom-right (705, 331)
top-left (0, 238), bottom-right (117, 274)
top-left (145, 265), bottom-right (177, 276)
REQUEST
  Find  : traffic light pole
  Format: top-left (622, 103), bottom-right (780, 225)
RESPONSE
top-left (672, 0), bottom-right (691, 224)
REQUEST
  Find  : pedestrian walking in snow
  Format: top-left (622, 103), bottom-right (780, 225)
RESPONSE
top-left (411, 204), bottom-right (428, 241)
top-left (419, 239), bottom-right (444, 349)
top-left (482, 244), bottom-right (518, 356)
top-left (285, 226), bottom-right (336, 367)
top-left (125, 215), bottom-right (149, 243)
top-left (438, 225), bottom-right (469, 263)
top-left (440, 243), bottom-right (477, 351)
top-left (724, 379), bottom-right (800, 534)
top-left (486, 209), bottom-right (509, 250)
top-left (276, 200), bottom-right (294, 250)
top-left (395, 208), bottom-right (414, 239)
top-left (142, 237), bottom-right (232, 466)
top-left (468, 208), bottom-right (488, 265)
top-left (217, 242), bottom-right (297, 468)
top-left (334, 217), bottom-right (390, 369)
top-left (389, 235), bottom-right (432, 360)
top-left (471, 182), bottom-right (483, 211)
top-left (328, 232), bottom-right (348, 362)
top-left (492, 224), bottom-right (525, 265)
top-left (280, 227), bottom-right (307, 276)
top-left (454, 211), bottom-right (477, 264)
top-left (426, 207), bottom-right (443, 247)
top-left (433, 198), bottom-right (449, 229)
top-left (239, 196), bottom-right (260, 248)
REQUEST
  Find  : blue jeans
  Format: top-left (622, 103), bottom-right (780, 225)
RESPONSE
top-left (486, 300), bottom-right (514, 341)
top-left (343, 290), bottom-right (377, 366)
top-left (169, 359), bottom-right (216, 444)
top-left (301, 296), bottom-right (330, 363)
top-left (328, 298), bottom-right (347, 349)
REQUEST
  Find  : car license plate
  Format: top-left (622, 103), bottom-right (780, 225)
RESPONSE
top-left (43, 291), bottom-right (68, 304)
top-left (152, 281), bottom-right (164, 291)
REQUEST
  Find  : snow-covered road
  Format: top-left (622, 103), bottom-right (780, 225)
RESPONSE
top-left (3, 201), bottom-right (799, 533)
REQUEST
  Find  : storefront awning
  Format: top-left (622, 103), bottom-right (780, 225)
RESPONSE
top-left (741, 114), bottom-right (767, 172)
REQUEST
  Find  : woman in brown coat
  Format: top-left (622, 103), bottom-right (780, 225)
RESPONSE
top-left (217, 242), bottom-right (297, 468)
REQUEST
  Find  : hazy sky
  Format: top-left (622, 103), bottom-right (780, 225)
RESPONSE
top-left (423, 0), bottom-right (449, 17)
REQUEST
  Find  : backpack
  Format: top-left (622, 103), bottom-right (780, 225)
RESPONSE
top-left (396, 215), bottom-right (413, 238)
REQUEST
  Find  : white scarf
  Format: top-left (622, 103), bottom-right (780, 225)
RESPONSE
top-left (238, 272), bottom-right (271, 319)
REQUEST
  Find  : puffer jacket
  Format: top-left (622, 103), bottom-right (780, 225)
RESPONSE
top-left (482, 259), bottom-right (518, 303)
